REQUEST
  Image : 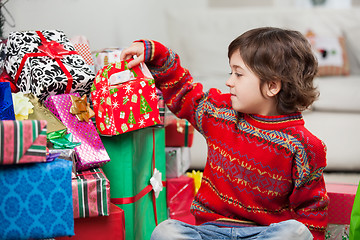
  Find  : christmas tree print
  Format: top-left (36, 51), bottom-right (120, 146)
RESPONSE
top-left (128, 109), bottom-right (136, 125)
top-left (105, 112), bottom-right (111, 128)
top-left (91, 83), bottom-right (96, 92)
top-left (140, 94), bottom-right (153, 114)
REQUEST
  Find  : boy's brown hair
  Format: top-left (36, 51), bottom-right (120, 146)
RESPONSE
top-left (228, 27), bottom-right (319, 114)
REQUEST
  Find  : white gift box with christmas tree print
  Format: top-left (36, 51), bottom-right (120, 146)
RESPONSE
top-left (90, 59), bottom-right (161, 135)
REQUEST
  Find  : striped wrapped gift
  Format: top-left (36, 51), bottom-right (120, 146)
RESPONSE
top-left (72, 168), bottom-right (110, 218)
top-left (0, 120), bottom-right (47, 165)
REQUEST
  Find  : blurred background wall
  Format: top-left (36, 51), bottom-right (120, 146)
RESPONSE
top-left (2, 0), bottom-right (357, 50)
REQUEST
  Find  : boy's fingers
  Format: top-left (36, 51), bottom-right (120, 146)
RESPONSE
top-left (127, 55), bottom-right (144, 69)
top-left (120, 48), bottom-right (134, 61)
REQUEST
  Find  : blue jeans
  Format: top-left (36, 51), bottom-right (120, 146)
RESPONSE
top-left (150, 219), bottom-right (313, 240)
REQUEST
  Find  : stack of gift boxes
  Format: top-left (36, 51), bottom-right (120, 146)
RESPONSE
top-left (164, 114), bottom-right (198, 225)
top-left (0, 29), bottom-right (175, 240)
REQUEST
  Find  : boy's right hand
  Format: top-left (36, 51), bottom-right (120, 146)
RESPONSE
top-left (120, 41), bottom-right (145, 69)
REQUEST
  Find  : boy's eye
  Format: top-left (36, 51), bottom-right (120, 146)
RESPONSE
top-left (229, 72), bottom-right (242, 77)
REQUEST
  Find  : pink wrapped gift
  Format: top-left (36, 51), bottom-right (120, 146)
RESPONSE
top-left (326, 182), bottom-right (357, 224)
top-left (44, 93), bottom-right (110, 171)
top-left (72, 168), bottom-right (110, 219)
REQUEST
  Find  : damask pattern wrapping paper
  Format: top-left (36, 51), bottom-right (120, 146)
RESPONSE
top-left (0, 158), bottom-right (74, 239)
top-left (5, 30), bottom-right (95, 102)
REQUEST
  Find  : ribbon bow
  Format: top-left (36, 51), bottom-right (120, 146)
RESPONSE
top-left (48, 129), bottom-right (81, 149)
top-left (70, 95), bottom-right (95, 122)
top-left (38, 40), bottom-right (70, 59)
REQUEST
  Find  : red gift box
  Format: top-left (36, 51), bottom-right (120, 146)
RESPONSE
top-left (56, 203), bottom-right (125, 240)
top-left (91, 60), bottom-right (161, 135)
top-left (167, 175), bottom-right (196, 225)
top-left (165, 116), bottom-right (194, 147)
top-left (326, 182), bottom-right (358, 225)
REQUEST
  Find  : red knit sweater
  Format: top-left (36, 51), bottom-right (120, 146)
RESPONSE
top-left (139, 40), bottom-right (329, 240)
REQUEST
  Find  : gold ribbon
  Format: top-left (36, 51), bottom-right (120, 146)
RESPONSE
top-left (69, 95), bottom-right (95, 122)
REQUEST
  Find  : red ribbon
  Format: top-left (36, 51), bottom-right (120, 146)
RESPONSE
top-left (14, 31), bottom-right (78, 94)
top-left (111, 129), bottom-right (166, 226)
top-left (38, 40), bottom-right (69, 59)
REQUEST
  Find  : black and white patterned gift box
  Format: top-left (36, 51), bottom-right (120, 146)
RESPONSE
top-left (5, 30), bottom-right (95, 101)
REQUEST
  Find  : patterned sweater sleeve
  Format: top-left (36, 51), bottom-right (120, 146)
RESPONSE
top-left (289, 136), bottom-right (329, 240)
top-left (136, 39), bottom-right (212, 133)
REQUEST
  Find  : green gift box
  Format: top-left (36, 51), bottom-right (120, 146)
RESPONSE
top-left (101, 127), bottom-right (167, 240)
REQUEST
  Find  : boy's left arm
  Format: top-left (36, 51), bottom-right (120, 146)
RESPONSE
top-left (289, 142), bottom-right (329, 240)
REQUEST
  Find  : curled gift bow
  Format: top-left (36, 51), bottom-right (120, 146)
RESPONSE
top-left (38, 41), bottom-right (70, 59)
top-left (48, 129), bottom-right (81, 149)
top-left (69, 95), bottom-right (95, 122)
top-left (12, 92), bottom-right (34, 120)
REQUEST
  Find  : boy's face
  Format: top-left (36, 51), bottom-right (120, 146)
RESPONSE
top-left (226, 51), bottom-right (277, 116)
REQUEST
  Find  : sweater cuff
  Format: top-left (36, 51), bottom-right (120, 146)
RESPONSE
top-left (134, 39), bottom-right (154, 62)
top-left (134, 39), bottom-right (169, 65)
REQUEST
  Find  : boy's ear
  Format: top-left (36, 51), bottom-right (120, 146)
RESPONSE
top-left (266, 80), bottom-right (281, 97)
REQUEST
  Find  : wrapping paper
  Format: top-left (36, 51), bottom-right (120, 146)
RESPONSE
top-left (92, 47), bottom-right (123, 74)
top-left (325, 224), bottom-right (349, 240)
top-left (157, 88), bottom-right (165, 126)
top-left (0, 70), bottom-right (19, 93)
top-left (56, 203), bottom-right (125, 240)
top-left (49, 148), bottom-right (77, 177)
top-left (91, 60), bottom-right (161, 135)
top-left (167, 175), bottom-right (196, 225)
top-left (0, 41), bottom-right (5, 75)
top-left (0, 82), bottom-right (16, 120)
top-left (0, 120), bottom-right (47, 165)
top-left (101, 127), bottom-right (167, 240)
top-left (5, 30), bottom-right (95, 102)
top-left (26, 93), bottom-right (67, 133)
top-left (44, 93), bottom-right (110, 171)
top-left (70, 35), bottom-right (95, 73)
top-left (12, 92), bottom-right (34, 120)
top-left (72, 168), bottom-right (110, 219)
top-left (187, 170), bottom-right (203, 194)
top-left (0, 158), bottom-right (74, 239)
top-left (326, 183), bottom-right (357, 225)
top-left (165, 147), bottom-right (191, 178)
top-left (165, 116), bottom-right (194, 147)
top-left (350, 182), bottom-right (360, 239)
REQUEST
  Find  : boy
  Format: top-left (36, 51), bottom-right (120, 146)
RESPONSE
top-left (120, 27), bottom-right (328, 240)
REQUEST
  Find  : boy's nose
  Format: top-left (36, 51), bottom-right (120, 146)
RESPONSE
top-left (225, 76), bottom-right (233, 87)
